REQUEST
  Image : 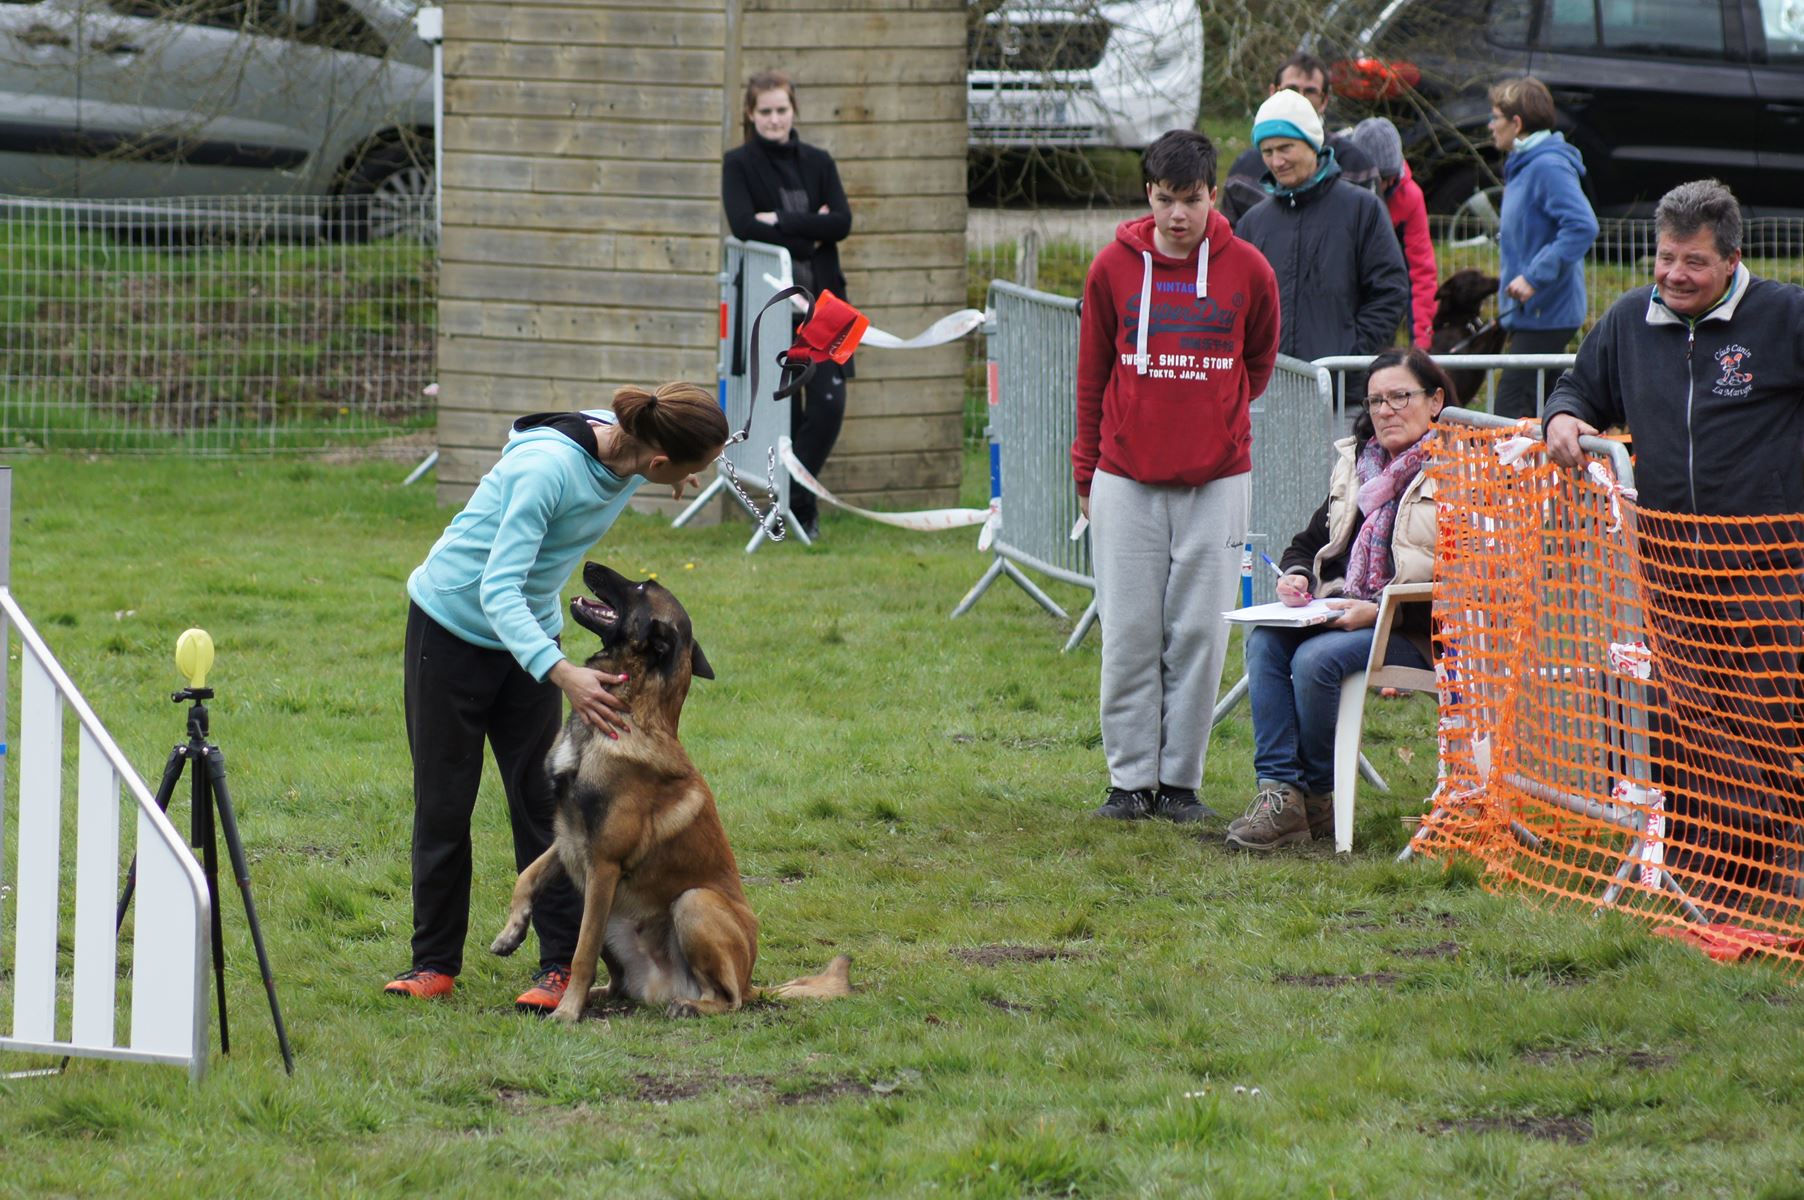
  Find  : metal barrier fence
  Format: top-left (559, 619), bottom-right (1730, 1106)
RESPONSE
top-left (0, 469), bottom-right (212, 1079)
top-left (1314, 353), bottom-right (1577, 420)
top-left (674, 237), bottom-right (800, 552)
top-left (953, 282), bottom-right (1093, 647)
top-left (0, 194), bottom-right (436, 455)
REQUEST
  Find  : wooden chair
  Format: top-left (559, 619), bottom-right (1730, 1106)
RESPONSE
top-left (1330, 582), bottom-right (1436, 853)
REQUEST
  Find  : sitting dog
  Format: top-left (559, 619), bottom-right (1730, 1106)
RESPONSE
top-left (1428, 268), bottom-right (1505, 407)
top-left (491, 561), bottom-right (849, 1023)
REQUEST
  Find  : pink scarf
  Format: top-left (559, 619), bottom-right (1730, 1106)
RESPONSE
top-left (1342, 432), bottom-right (1431, 601)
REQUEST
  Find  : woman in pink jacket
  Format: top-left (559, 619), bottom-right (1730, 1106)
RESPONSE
top-left (1352, 118), bottom-right (1437, 348)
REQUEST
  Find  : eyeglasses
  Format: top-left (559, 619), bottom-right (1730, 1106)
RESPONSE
top-left (1281, 82), bottom-right (1326, 98)
top-left (1362, 388), bottom-right (1428, 413)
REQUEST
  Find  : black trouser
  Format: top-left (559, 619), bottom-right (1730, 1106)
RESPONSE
top-left (402, 603), bottom-right (580, 975)
top-left (787, 364), bottom-right (846, 527)
top-left (1494, 327), bottom-right (1576, 420)
top-left (1639, 523), bottom-right (1804, 912)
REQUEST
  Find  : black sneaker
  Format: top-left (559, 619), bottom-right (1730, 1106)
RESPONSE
top-left (1092, 787), bottom-right (1154, 820)
top-left (1153, 785), bottom-right (1218, 823)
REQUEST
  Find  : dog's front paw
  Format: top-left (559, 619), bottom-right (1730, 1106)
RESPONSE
top-left (664, 1000), bottom-right (702, 1020)
top-left (549, 997), bottom-right (585, 1024)
top-left (489, 919), bottom-right (527, 957)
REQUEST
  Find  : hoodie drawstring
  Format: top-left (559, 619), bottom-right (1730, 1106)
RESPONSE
top-left (1196, 238), bottom-right (1209, 299)
top-left (1134, 250), bottom-right (1153, 375)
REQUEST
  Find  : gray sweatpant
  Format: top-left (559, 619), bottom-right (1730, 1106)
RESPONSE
top-left (1089, 469), bottom-right (1249, 792)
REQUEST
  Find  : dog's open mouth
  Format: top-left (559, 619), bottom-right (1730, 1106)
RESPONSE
top-left (574, 597), bottom-right (617, 624)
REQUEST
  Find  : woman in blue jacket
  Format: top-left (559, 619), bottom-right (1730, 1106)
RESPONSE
top-left (386, 382), bottom-right (728, 1012)
top-left (1489, 76), bottom-right (1599, 419)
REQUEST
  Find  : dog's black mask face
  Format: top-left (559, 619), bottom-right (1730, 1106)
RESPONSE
top-left (571, 561), bottom-right (715, 681)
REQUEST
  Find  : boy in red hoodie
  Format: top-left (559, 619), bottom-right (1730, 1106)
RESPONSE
top-left (1072, 128), bottom-right (1281, 822)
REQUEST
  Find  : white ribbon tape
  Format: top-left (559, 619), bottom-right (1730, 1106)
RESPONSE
top-left (778, 437), bottom-right (990, 531)
top-left (1585, 460), bottom-right (1637, 533)
top-left (1613, 780), bottom-right (1666, 885)
top-left (1608, 640), bottom-right (1653, 680)
top-left (759, 272), bottom-right (986, 350)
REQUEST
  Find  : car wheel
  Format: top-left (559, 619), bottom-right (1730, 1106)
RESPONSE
top-left (332, 139), bottom-right (435, 244)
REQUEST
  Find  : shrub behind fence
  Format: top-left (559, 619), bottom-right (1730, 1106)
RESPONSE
top-left (0, 195), bottom-right (436, 455)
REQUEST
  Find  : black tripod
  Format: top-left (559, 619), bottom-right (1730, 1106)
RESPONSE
top-left (116, 685), bottom-right (294, 1074)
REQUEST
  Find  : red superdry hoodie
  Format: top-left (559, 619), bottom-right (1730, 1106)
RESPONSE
top-left (1072, 209), bottom-right (1280, 496)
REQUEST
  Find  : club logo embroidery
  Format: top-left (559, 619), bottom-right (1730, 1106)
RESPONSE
top-left (1713, 344), bottom-right (1753, 396)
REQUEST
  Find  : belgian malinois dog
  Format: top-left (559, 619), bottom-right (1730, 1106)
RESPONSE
top-left (490, 562), bottom-right (849, 1023)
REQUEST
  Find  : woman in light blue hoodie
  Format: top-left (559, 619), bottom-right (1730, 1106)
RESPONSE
top-left (387, 381), bottom-right (728, 1012)
top-left (1490, 76), bottom-right (1599, 419)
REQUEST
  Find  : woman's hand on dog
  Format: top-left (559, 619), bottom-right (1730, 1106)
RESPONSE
top-left (548, 660), bottom-right (632, 736)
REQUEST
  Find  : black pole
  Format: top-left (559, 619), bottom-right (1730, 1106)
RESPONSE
top-left (190, 706), bottom-right (231, 1060)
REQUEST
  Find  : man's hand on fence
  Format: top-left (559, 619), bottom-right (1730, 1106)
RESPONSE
top-left (1544, 412), bottom-right (1598, 469)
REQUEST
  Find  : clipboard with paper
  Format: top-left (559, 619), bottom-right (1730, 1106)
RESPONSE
top-left (1222, 599), bottom-right (1341, 628)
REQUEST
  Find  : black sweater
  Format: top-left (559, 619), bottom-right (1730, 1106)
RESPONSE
top-left (721, 133), bottom-right (852, 303)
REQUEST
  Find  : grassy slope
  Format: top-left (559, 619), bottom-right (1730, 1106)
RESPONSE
top-left (1, 455), bottom-right (1801, 1199)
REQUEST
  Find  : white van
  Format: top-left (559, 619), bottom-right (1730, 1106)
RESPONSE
top-left (967, 0), bottom-right (1204, 149)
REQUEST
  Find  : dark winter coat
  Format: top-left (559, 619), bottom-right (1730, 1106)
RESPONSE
top-left (1235, 152), bottom-right (1410, 361)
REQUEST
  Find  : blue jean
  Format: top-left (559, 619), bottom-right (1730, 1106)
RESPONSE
top-left (1245, 623), bottom-right (1429, 794)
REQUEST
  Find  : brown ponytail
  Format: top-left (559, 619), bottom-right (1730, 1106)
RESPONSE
top-left (612, 381), bottom-right (729, 465)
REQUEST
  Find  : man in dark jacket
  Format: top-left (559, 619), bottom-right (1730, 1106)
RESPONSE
top-left (1217, 53), bottom-right (1381, 226)
top-left (1545, 179), bottom-right (1804, 920)
top-left (1235, 90), bottom-right (1409, 364)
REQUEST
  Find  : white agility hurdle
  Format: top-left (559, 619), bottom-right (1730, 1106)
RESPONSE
top-left (0, 467), bottom-right (211, 1081)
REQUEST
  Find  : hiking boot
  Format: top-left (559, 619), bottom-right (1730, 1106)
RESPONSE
top-left (1224, 780), bottom-right (1311, 852)
top-left (1152, 785), bottom-right (1217, 824)
top-left (1092, 787), bottom-right (1154, 820)
top-left (514, 964), bottom-right (572, 1015)
top-left (383, 968), bottom-right (455, 999)
top-left (1305, 791), bottom-right (1335, 841)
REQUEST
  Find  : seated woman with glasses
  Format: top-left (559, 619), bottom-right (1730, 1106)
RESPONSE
top-left (1225, 346), bottom-right (1457, 852)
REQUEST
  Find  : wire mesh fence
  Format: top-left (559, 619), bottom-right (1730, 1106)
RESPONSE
top-left (0, 194), bottom-right (436, 455)
top-left (963, 212), bottom-right (1804, 446)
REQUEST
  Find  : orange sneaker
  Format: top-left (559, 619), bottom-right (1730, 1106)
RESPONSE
top-left (514, 964), bottom-right (571, 1014)
top-left (383, 968), bottom-right (455, 999)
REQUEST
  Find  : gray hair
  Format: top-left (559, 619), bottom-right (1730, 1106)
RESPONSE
top-left (1654, 179), bottom-right (1742, 258)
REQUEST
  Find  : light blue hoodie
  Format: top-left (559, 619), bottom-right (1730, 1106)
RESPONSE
top-left (406, 410), bottom-right (643, 681)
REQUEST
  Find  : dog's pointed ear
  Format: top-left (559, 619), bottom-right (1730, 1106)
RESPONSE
top-left (690, 640), bottom-right (715, 681)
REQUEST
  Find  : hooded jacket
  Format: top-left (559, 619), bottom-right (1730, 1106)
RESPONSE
top-left (1383, 161), bottom-right (1438, 346)
top-left (407, 411), bottom-right (644, 680)
top-left (1234, 150), bottom-right (1410, 361)
top-left (1498, 132), bottom-right (1599, 332)
top-left (1542, 265), bottom-right (1804, 515)
top-left (1072, 209), bottom-right (1280, 496)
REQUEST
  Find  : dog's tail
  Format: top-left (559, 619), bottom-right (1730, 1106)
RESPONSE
top-left (757, 954), bottom-right (852, 1001)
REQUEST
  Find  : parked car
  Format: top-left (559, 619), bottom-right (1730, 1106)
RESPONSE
top-left (966, 0), bottom-right (1203, 149)
top-left (0, 0), bottom-right (432, 237)
top-left (1302, 0), bottom-right (1804, 219)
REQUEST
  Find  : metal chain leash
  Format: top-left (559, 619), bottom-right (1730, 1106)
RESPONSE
top-left (716, 434), bottom-right (786, 541)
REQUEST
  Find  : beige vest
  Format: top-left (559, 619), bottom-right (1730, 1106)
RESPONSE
top-left (1311, 435), bottom-right (1438, 597)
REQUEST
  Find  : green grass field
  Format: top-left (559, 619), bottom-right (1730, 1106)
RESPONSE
top-left (2, 455), bottom-right (1803, 1198)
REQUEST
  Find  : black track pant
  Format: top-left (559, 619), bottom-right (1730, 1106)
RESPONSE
top-left (1494, 327), bottom-right (1576, 420)
top-left (402, 603), bottom-right (580, 975)
top-left (787, 364), bottom-right (847, 527)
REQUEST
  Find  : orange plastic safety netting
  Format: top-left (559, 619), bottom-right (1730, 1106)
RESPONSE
top-left (1411, 415), bottom-right (1804, 967)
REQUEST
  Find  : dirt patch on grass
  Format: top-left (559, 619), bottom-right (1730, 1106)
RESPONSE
top-left (1396, 940), bottom-right (1461, 959)
top-left (1276, 971), bottom-right (1402, 989)
top-left (775, 1079), bottom-right (877, 1105)
top-left (1432, 1115), bottom-right (1593, 1144)
top-left (1398, 911), bottom-right (1462, 929)
top-left (984, 997), bottom-right (1034, 1014)
top-left (1335, 908), bottom-right (1386, 932)
top-left (633, 1073), bottom-right (766, 1104)
top-left (1521, 1046), bottom-right (1672, 1070)
top-left (953, 945), bottom-right (1085, 966)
